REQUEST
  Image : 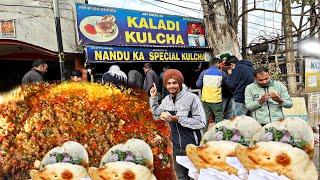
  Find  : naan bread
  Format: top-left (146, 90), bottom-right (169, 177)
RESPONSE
top-left (186, 141), bottom-right (244, 175)
top-left (89, 161), bottom-right (156, 180)
top-left (30, 163), bottom-right (89, 180)
top-left (252, 117), bottom-right (314, 157)
top-left (236, 141), bottom-right (318, 180)
top-left (201, 115), bottom-right (261, 144)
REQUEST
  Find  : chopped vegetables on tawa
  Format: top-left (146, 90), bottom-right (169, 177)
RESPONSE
top-left (0, 82), bottom-right (173, 179)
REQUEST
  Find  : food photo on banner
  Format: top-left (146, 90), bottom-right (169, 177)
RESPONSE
top-left (76, 3), bottom-right (205, 47)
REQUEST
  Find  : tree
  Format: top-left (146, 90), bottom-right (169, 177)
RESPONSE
top-left (283, 0), bottom-right (297, 94)
top-left (200, 0), bottom-right (242, 58)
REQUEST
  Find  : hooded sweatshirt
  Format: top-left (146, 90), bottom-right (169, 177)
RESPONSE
top-left (225, 60), bottom-right (254, 103)
top-left (149, 85), bottom-right (206, 149)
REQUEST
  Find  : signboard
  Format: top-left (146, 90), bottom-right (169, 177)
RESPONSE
top-left (85, 46), bottom-right (211, 63)
top-left (305, 58), bottom-right (320, 92)
top-left (307, 93), bottom-right (320, 127)
top-left (0, 20), bottom-right (16, 38)
top-left (76, 3), bottom-right (205, 47)
top-left (283, 97), bottom-right (308, 121)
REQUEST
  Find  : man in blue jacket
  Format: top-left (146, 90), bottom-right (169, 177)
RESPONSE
top-left (196, 58), bottom-right (226, 129)
top-left (225, 56), bottom-right (254, 116)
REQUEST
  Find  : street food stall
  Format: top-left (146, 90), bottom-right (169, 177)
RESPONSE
top-left (76, 3), bottom-right (212, 89)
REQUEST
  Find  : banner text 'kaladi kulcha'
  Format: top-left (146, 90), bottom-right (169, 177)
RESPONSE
top-left (125, 16), bottom-right (184, 45)
top-left (94, 50), bottom-right (206, 61)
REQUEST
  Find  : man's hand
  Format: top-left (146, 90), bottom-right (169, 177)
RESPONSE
top-left (150, 83), bottom-right (157, 97)
top-left (170, 115), bottom-right (179, 122)
top-left (227, 64), bottom-right (236, 75)
top-left (258, 93), bottom-right (270, 104)
top-left (270, 91), bottom-right (283, 104)
top-left (160, 112), bottom-right (178, 122)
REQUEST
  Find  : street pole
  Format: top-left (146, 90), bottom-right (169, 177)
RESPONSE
top-left (53, 0), bottom-right (66, 81)
top-left (241, 0), bottom-right (248, 59)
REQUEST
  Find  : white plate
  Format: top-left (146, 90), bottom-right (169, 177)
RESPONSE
top-left (79, 16), bottom-right (119, 43)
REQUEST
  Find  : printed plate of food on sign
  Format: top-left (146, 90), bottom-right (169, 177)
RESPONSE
top-left (79, 15), bottom-right (118, 42)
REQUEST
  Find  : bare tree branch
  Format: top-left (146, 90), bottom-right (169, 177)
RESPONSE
top-left (237, 1), bottom-right (320, 23)
top-left (298, 0), bottom-right (306, 30)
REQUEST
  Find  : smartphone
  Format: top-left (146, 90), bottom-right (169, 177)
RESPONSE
top-left (167, 111), bottom-right (176, 116)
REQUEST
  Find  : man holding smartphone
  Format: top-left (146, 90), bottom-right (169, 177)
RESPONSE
top-left (149, 69), bottom-right (206, 180)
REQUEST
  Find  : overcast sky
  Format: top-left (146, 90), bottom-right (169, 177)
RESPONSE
top-left (87, 0), bottom-right (308, 46)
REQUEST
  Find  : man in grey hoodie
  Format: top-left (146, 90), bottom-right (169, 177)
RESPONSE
top-left (149, 69), bottom-right (206, 180)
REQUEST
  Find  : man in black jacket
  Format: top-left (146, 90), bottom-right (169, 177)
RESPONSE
top-left (225, 56), bottom-right (254, 116)
top-left (22, 60), bottom-right (48, 84)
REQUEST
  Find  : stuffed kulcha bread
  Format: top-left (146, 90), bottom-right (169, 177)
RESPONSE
top-left (30, 141), bottom-right (89, 179)
top-left (252, 117), bottom-right (314, 157)
top-left (40, 141), bottom-right (89, 168)
top-left (30, 163), bottom-right (89, 180)
top-left (186, 141), bottom-right (245, 175)
top-left (201, 115), bottom-right (261, 146)
top-left (89, 138), bottom-right (156, 180)
top-left (235, 141), bottom-right (318, 180)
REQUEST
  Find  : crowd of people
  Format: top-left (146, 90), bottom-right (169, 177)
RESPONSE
top-left (22, 56), bottom-right (293, 180)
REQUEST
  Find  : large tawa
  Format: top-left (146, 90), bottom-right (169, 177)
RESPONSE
top-left (0, 82), bottom-right (176, 180)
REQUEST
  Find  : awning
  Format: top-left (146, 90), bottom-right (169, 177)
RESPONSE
top-left (0, 39), bottom-right (80, 60)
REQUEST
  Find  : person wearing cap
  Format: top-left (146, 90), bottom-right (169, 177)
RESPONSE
top-left (22, 60), bottom-right (48, 84)
top-left (196, 58), bottom-right (226, 130)
top-left (142, 63), bottom-right (159, 95)
top-left (149, 69), bottom-right (206, 180)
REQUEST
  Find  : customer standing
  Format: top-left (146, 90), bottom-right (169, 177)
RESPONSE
top-left (143, 63), bottom-right (159, 95)
top-left (102, 65), bottom-right (127, 85)
top-left (22, 60), bottom-right (48, 84)
top-left (127, 69), bottom-right (144, 89)
top-left (149, 69), bottom-right (206, 180)
top-left (245, 66), bottom-right (293, 125)
top-left (196, 58), bottom-right (225, 130)
top-left (225, 56), bottom-right (254, 116)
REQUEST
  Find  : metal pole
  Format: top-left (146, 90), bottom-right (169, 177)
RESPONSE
top-left (241, 0), bottom-right (248, 59)
top-left (53, 0), bottom-right (66, 81)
